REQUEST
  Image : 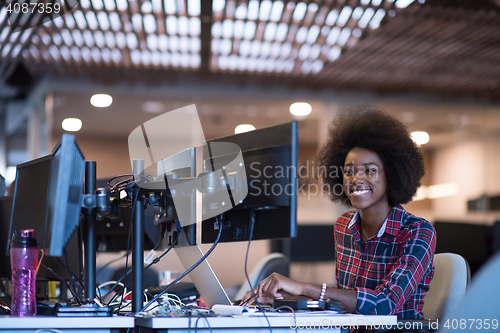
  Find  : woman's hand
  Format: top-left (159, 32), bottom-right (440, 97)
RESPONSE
top-left (257, 273), bottom-right (306, 302)
top-left (239, 273), bottom-right (306, 306)
top-left (239, 289), bottom-right (273, 306)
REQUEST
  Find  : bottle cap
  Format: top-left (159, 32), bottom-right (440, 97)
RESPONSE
top-left (10, 229), bottom-right (38, 248)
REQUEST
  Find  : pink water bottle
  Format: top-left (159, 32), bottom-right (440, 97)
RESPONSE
top-left (10, 229), bottom-right (38, 316)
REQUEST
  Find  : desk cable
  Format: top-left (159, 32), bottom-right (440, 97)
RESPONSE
top-left (107, 230), bottom-right (179, 313)
top-left (242, 212), bottom-right (273, 333)
top-left (102, 185), bottom-right (140, 310)
top-left (40, 263), bottom-right (84, 304)
top-left (194, 314), bottom-right (214, 333)
top-left (140, 223), bottom-right (224, 313)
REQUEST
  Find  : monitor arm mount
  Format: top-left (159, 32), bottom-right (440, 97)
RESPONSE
top-left (80, 161), bottom-right (111, 303)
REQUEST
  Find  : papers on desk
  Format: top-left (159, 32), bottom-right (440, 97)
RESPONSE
top-left (211, 304), bottom-right (257, 316)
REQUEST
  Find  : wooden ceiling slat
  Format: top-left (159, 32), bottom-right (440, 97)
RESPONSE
top-left (310, 1), bottom-right (500, 98)
top-left (0, 10), bottom-right (48, 79)
top-left (44, 25), bottom-right (81, 77)
top-left (1, 0), bottom-right (496, 101)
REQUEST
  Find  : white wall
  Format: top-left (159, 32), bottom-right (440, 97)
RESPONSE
top-left (51, 134), bottom-right (132, 179)
top-left (431, 137), bottom-right (500, 224)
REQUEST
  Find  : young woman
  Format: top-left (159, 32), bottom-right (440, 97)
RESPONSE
top-left (243, 105), bottom-right (436, 320)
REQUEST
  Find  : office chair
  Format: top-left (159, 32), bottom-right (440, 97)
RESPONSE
top-left (423, 252), bottom-right (470, 321)
top-left (437, 252), bottom-right (500, 332)
top-left (234, 253), bottom-right (290, 301)
top-left (371, 252), bottom-right (470, 332)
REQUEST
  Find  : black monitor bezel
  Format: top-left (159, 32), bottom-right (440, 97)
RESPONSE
top-left (201, 122), bottom-right (298, 243)
top-left (43, 134), bottom-right (86, 257)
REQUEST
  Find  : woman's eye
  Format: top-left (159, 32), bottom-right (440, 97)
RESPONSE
top-left (344, 169), bottom-right (353, 176)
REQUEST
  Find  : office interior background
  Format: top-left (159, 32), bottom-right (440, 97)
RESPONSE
top-left (0, 0), bottom-right (499, 296)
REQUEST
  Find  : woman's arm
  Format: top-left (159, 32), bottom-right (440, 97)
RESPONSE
top-left (253, 273), bottom-right (358, 313)
top-left (355, 221), bottom-right (436, 315)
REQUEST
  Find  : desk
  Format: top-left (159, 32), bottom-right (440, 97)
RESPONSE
top-left (136, 313), bottom-right (398, 333)
top-left (0, 315), bottom-right (135, 333)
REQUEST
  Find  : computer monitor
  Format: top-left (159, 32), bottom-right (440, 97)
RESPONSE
top-left (43, 134), bottom-right (86, 257)
top-left (201, 122), bottom-right (298, 243)
top-left (271, 225), bottom-right (336, 263)
top-left (95, 205), bottom-right (163, 252)
top-left (8, 155), bottom-right (52, 252)
top-left (0, 196), bottom-right (13, 279)
top-left (434, 221), bottom-right (493, 275)
top-left (155, 147), bottom-right (197, 247)
top-left (7, 155), bottom-right (81, 281)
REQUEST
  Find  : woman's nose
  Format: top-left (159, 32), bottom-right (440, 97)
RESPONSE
top-left (352, 170), bottom-right (365, 184)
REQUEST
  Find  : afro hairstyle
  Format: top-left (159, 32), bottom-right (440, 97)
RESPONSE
top-left (315, 104), bottom-right (425, 208)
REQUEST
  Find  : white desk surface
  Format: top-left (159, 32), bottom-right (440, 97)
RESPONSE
top-left (0, 315), bottom-right (135, 330)
top-left (136, 313), bottom-right (398, 332)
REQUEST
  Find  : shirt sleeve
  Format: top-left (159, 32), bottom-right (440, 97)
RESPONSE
top-left (355, 221), bottom-right (436, 316)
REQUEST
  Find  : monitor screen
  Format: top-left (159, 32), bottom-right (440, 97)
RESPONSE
top-left (43, 134), bottom-right (85, 257)
top-left (7, 155), bottom-right (81, 281)
top-left (8, 155), bottom-right (52, 250)
top-left (434, 221), bottom-right (493, 275)
top-left (0, 196), bottom-right (13, 279)
top-left (271, 225), bottom-right (336, 262)
top-left (201, 122), bottom-right (298, 243)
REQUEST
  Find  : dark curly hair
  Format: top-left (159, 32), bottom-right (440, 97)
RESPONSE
top-left (315, 104), bottom-right (425, 208)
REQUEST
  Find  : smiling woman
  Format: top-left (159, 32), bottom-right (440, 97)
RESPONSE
top-left (242, 104), bottom-right (436, 324)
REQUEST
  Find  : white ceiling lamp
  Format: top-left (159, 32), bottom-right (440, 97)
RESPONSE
top-left (90, 93), bottom-right (113, 107)
top-left (235, 124), bottom-right (256, 134)
top-left (289, 102), bottom-right (312, 116)
top-left (411, 131), bottom-right (430, 145)
top-left (62, 118), bottom-right (83, 132)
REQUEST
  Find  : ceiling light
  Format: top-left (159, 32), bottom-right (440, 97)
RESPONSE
top-left (235, 124), bottom-right (256, 134)
top-left (62, 118), bottom-right (82, 132)
top-left (290, 102), bottom-right (312, 116)
top-left (411, 131), bottom-right (429, 145)
top-left (292, 2), bottom-right (307, 21)
top-left (396, 0), bottom-right (415, 8)
top-left (369, 9), bottom-right (386, 29)
top-left (90, 94), bottom-right (113, 107)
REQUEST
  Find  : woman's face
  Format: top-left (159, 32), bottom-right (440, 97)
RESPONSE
top-left (343, 147), bottom-right (389, 211)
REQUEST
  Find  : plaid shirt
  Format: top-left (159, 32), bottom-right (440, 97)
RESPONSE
top-left (335, 205), bottom-right (436, 319)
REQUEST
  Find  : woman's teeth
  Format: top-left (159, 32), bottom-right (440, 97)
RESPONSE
top-left (353, 189), bottom-right (369, 196)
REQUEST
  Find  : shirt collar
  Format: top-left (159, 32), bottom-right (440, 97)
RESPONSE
top-left (348, 206), bottom-right (403, 237)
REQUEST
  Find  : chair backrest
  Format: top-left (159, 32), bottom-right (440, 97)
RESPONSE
top-left (423, 253), bottom-right (470, 320)
top-left (438, 252), bottom-right (500, 332)
top-left (235, 253), bottom-right (289, 301)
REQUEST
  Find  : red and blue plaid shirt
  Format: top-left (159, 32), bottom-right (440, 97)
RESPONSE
top-left (335, 205), bottom-right (436, 319)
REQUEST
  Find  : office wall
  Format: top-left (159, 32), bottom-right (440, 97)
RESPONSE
top-left (431, 137), bottom-right (500, 224)
top-left (51, 134), bottom-right (132, 180)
